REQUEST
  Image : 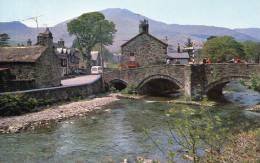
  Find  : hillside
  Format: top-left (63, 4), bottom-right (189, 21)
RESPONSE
top-left (0, 8), bottom-right (259, 52)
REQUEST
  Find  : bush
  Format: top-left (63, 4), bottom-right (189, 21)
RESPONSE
top-left (121, 84), bottom-right (136, 94)
top-left (0, 94), bottom-right (49, 116)
top-left (250, 74), bottom-right (260, 92)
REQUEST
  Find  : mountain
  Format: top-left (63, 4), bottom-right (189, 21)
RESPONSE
top-left (0, 8), bottom-right (260, 52)
top-left (234, 28), bottom-right (260, 41)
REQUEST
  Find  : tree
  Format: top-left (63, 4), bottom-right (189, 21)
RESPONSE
top-left (67, 12), bottom-right (116, 69)
top-left (207, 36), bottom-right (217, 41)
top-left (0, 33), bottom-right (10, 47)
top-left (143, 99), bottom-right (229, 163)
top-left (242, 41), bottom-right (260, 63)
top-left (201, 36), bottom-right (245, 62)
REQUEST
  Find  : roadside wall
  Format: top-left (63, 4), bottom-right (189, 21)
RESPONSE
top-left (0, 78), bottom-right (103, 103)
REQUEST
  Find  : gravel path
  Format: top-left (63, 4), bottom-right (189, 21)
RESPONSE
top-left (0, 94), bottom-right (119, 133)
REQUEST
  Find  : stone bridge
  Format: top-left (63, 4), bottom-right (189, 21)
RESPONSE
top-left (103, 64), bottom-right (260, 99)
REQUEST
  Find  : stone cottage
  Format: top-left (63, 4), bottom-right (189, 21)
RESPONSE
top-left (0, 28), bottom-right (62, 92)
top-left (121, 19), bottom-right (168, 66)
top-left (55, 39), bottom-right (80, 76)
top-left (166, 44), bottom-right (190, 64)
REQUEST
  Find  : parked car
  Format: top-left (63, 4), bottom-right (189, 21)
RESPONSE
top-left (91, 66), bottom-right (103, 74)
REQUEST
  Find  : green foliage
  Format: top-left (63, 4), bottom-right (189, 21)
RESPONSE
top-left (250, 74), bottom-right (260, 92)
top-left (143, 103), bottom-right (229, 162)
top-left (0, 33), bottom-right (10, 47)
top-left (92, 43), bottom-right (114, 63)
top-left (0, 94), bottom-right (46, 116)
top-left (201, 36), bottom-right (245, 62)
top-left (242, 41), bottom-right (260, 63)
top-left (67, 12), bottom-right (116, 68)
top-left (121, 84), bottom-right (136, 94)
top-left (109, 86), bottom-right (118, 93)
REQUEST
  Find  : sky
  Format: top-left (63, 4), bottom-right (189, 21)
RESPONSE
top-left (0, 0), bottom-right (260, 29)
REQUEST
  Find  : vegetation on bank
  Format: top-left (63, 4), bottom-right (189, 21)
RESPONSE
top-left (143, 98), bottom-right (260, 162)
top-left (250, 74), bottom-right (260, 92)
top-left (200, 36), bottom-right (260, 63)
top-left (0, 94), bottom-right (51, 116)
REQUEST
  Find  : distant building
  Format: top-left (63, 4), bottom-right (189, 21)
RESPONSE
top-left (55, 39), bottom-right (80, 76)
top-left (0, 28), bottom-right (62, 92)
top-left (121, 19), bottom-right (168, 66)
top-left (167, 44), bottom-right (190, 64)
top-left (91, 51), bottom-right (101, 66)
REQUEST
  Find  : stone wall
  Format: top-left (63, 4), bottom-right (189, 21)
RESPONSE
top-left (0, 78), bottom-right (103, 103)
top-left (104, 65), bottom-right (186, 89)
top-left (35, 47), bottom-right (62, 88)
top-left (0, 62), bottom-right (36, 80)
top-left (104, 64), bottom-right (260, 99)
top-left (0, 47), bottom-right (62, 92)
top-left (121, 33), bottom-right (167, 66)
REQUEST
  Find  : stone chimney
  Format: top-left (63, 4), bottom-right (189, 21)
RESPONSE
top-left (58, 39), bottom-right (65, 48)
top-left (37, 28), bottom-right (53, 46)
top-left (177, 43), bottom-right (181, 53)
top-left (27, 39), bottom-right (32, 46)
top-left (139, 19), bottom-right (149, 33)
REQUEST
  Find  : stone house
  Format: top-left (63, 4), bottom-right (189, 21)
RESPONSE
top-left (167, 52), bottom-right (190, 64)
top-left (121, 19), bottom-right (168, 66)
top-left (55, 39), bottom-right (80, 76)
top-left (166, 44), bottom-right (190, 64)
top-left (0, 28), bottom-right (62, 92)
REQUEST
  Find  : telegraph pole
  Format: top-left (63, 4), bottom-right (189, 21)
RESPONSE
top-left (100, 22), bottom-right (105, 91)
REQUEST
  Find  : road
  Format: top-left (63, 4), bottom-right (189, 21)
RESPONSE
top-left (61, 75), bottom-right (101, 86)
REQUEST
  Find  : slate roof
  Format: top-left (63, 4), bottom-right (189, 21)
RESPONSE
top-left (167, 52), bottom-right (190, 59)
top-left (0, 46), bottom-right (47, 63)
top-left (121, 32), bottom-right (168, 48)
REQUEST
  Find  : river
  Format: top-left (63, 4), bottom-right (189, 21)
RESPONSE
top-left (0, 83), bottom-right (259, 162)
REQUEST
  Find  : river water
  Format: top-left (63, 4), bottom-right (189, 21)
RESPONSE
top-left (0, 84), bottom-right (259, 162)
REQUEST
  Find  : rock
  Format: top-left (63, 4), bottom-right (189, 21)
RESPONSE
top-left (88, 95), bottom-right (96, 99)
top-left (183, 154), bottom-right (194, 161)
top-left (8, 126), bottom-right (18, 133)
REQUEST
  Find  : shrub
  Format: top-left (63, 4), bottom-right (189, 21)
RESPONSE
top-left (0, 94), bottom-right (44, 116)
top-left (121, 84), bottom-right (136, 94)
top-left (250, 74), bottom-right (260, 92)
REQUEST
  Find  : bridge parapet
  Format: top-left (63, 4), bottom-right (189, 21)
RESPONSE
top-left (204, 64), bottom-right (260, 86)
top-left (104, 64), bottom-right (260, 99)
top-left (104, 64), bottom-right (187, 87)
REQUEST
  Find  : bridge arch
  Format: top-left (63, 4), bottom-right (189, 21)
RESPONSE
top-left (108, 79), bottom-right (128, 91)
top-left (137, 74), bottom-right (184, 96)
top-left (205, 75), bottom-right (250, 99)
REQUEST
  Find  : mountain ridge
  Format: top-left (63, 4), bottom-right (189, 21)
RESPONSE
top-left (0, 8), bottom-right (259, 52)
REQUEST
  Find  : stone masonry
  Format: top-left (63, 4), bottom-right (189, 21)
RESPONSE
top-left (121, 20), bottom-right (168, 66)
top-left (104, 64), bottom-right (260, 99)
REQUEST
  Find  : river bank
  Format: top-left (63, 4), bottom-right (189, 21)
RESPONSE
top-left (0, 94), bottom-right (120, 133)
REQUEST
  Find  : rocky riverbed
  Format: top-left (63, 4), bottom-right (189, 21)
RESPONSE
top-left (0, 94), bottom-right (120, 133)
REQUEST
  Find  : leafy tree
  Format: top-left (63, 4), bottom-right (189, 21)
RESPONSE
top-left (207, 36), bottom-right (217, 41)
top-left (242, 41), bottom-right (260, 63)
top-left (0, 33), bottom-right (10, 47)
top-left (201, 36), bottom-right (245, 62)
top-left (67, 12), bottom-right (116, 69)
top-left (250, 74), bottom-right (260, 92)
top-left (143, 100), bottom-right (229, 163)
